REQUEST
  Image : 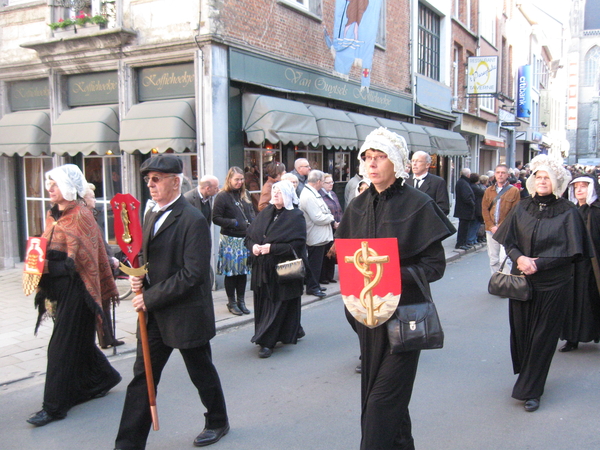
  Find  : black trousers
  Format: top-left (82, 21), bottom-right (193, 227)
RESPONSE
top-left (320, 241), bottom-right (336, 282)
top-left (358, 321), bottom-right (420, 450)
top-left (306, 244), bottom-right (327, 292)
top-left (115, 314), bottom-right (228, 450)
top-left (456, 218), bottom-right (473, 247)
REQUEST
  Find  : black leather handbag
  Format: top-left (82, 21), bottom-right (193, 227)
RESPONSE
top-left (488, 256), bottom-right (531, 301)
top-left (387, 266), bottom-right (444, 353)
top-left (276, 247), bottom-right (306, 282)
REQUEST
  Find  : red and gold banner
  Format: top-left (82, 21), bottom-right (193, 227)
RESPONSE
top-left (335, 238), bottom-right (401, 328)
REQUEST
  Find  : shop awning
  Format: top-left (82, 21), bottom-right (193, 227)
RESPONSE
top-left (306, 105), bottom-right (357, 150)
top-left (400, 122), bottom-right (436, 154)
top-left (374, 118), bottom-right (411, 149)
top-left (482, 135), bottom-right (505, 148)
top-left (120, 98), bottom-right (196, 154)
top-left (51, 105), bottom-right (119, 156)
top-left (424, 127), bottom-right (470, 156)
top-left (345, 112), bottom-right (380, 147)
top-left (0, 110), bottom-right (51, 156)
top-left (242, 94), bottom-right (319, 146)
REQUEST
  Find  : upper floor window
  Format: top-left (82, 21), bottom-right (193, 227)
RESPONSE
top-left (480, 1), bottom-right (496, 45)
top-left (584, 46), bottom-right (600, 87)
top-left (418, 3), bottom-right (441, 81)
top-left (50, 0), bottom-right (116, 28)
top-left (278, 0), bottom-right (322, 18)
top-left (480, 95), bottom-right (495, 112)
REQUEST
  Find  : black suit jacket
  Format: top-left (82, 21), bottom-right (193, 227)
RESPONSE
top-left (142, 195), bottom-right (215, 349)
top-left (407, 173), bottom-right (450, 215)
top-left (184, 187), bottom-right (212, 224)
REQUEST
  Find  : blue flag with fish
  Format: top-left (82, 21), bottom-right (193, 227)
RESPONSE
top-left (324, 0), bottom-right (383, 90)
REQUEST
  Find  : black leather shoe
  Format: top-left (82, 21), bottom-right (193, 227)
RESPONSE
top-left (193, 423), bottom-right (230, 447)
top-left (26, 409), bottom-right (62, 427)
top-left (297, 328), bottom-right (306, 339)
top-left (319, 279), bottom-right (330, 285)
top-left (258, 347), bottom-right (273, 358)
top-left (524, 398), bottom-right (540, 412)
top-left (328, 279), bottom-right (337, 283)
top-left (559, 341), bottom-right (578, 352)
top-left (306, 290), bottom-right (326, 298)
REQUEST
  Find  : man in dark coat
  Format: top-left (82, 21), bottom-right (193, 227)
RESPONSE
top-left (453, 167), bottom-right (476, 250)
top-left (336, 127), bottom-right (455, 450)
top-left (407, 150), bottom-right (450, 215)
top-left (290, 157), bottom-right (311, 195)
top-left (184, 174), bottom-right (219, 224)
top-left (114, 155), bottom-right (229, 449)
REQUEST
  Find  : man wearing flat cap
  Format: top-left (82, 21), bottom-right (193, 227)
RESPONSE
top-left (115, 155), bottom-right (229, 449)
top-left (336, 127), bottom-right (455, 450)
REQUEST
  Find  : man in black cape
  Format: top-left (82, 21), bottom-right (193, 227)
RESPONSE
top-left (336, 127), bottom-right (455, 450)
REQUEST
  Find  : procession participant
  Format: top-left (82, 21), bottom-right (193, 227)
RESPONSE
top-left (83, 183), bottom-right (124, 349)
top-left (246, 180), bottom-right (306, 358)
top-left (114, 155), bottom-right (229, 449)
top-left (27, 164), bottom-right (121, 427)
top-left (559, 174), bottom-right (600, 352)
top-left (494, 154), bottom-right (588, 412)
top-left (336, 127), bottom-right (455, 449)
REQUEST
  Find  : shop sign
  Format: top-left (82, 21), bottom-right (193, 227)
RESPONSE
top-left (467, 56), bottom-right (498, 94)
top-left (230, 49), bottom-right (412, 116)
top-left (9, 79), bottom-right (49, 111)
top-left (516, 65), bottom-right (531, 119)
top-left (138, 63), bottom-right (195, 101)
top-left (68, 72), bottom-right (118, 106)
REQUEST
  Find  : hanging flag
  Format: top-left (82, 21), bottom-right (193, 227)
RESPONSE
top-left (324, 0), bottom-right (384, 91)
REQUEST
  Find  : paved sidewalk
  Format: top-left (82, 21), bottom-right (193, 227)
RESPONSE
top-left (0, 222), bottom-right (482, 387)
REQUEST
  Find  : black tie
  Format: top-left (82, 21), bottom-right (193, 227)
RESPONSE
top-left (149, 209), bottom-right (168, 238)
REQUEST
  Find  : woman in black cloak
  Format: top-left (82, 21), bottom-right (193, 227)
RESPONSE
top-left (27, 165), bottom-right (121, 427)
top-left (246, 180), bottom-right (307, 358)
top-left (559, 174), bottom-right (600, 351)
top-left (494, 155), bottom-right (588, 412)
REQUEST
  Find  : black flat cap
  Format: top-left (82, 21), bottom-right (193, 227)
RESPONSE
top-left (140, 155), bottom-right (183, 176)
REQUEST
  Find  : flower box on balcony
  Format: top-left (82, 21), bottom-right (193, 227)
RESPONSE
top-left (53, 26), bottom-right (76, 38)
top-left (75, 24), bottom-right (103, 36)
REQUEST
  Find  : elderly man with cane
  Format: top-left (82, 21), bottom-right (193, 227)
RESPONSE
top-left (114, 155), bottom-right (229, 449)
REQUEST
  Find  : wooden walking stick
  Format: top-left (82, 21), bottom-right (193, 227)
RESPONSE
top-left (111, 193), bottom-right (159, 431)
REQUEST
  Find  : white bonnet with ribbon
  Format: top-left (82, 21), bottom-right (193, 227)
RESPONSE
top-left (358, 127), bottom-right (409, 180)
top-left (525, 154), bottom-right (571, 198)
top-left (45, 164), bottom-right (88, 202)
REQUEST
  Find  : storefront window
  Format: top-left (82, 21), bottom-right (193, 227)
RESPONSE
top-left (295, 149), bottom-right (323, 172)
top-left (333, 152), bottom-right (351, 182)
top-left (83, 155), bottom-right (121, 244)
top-left (23, 157), bottom-right (53, 238)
